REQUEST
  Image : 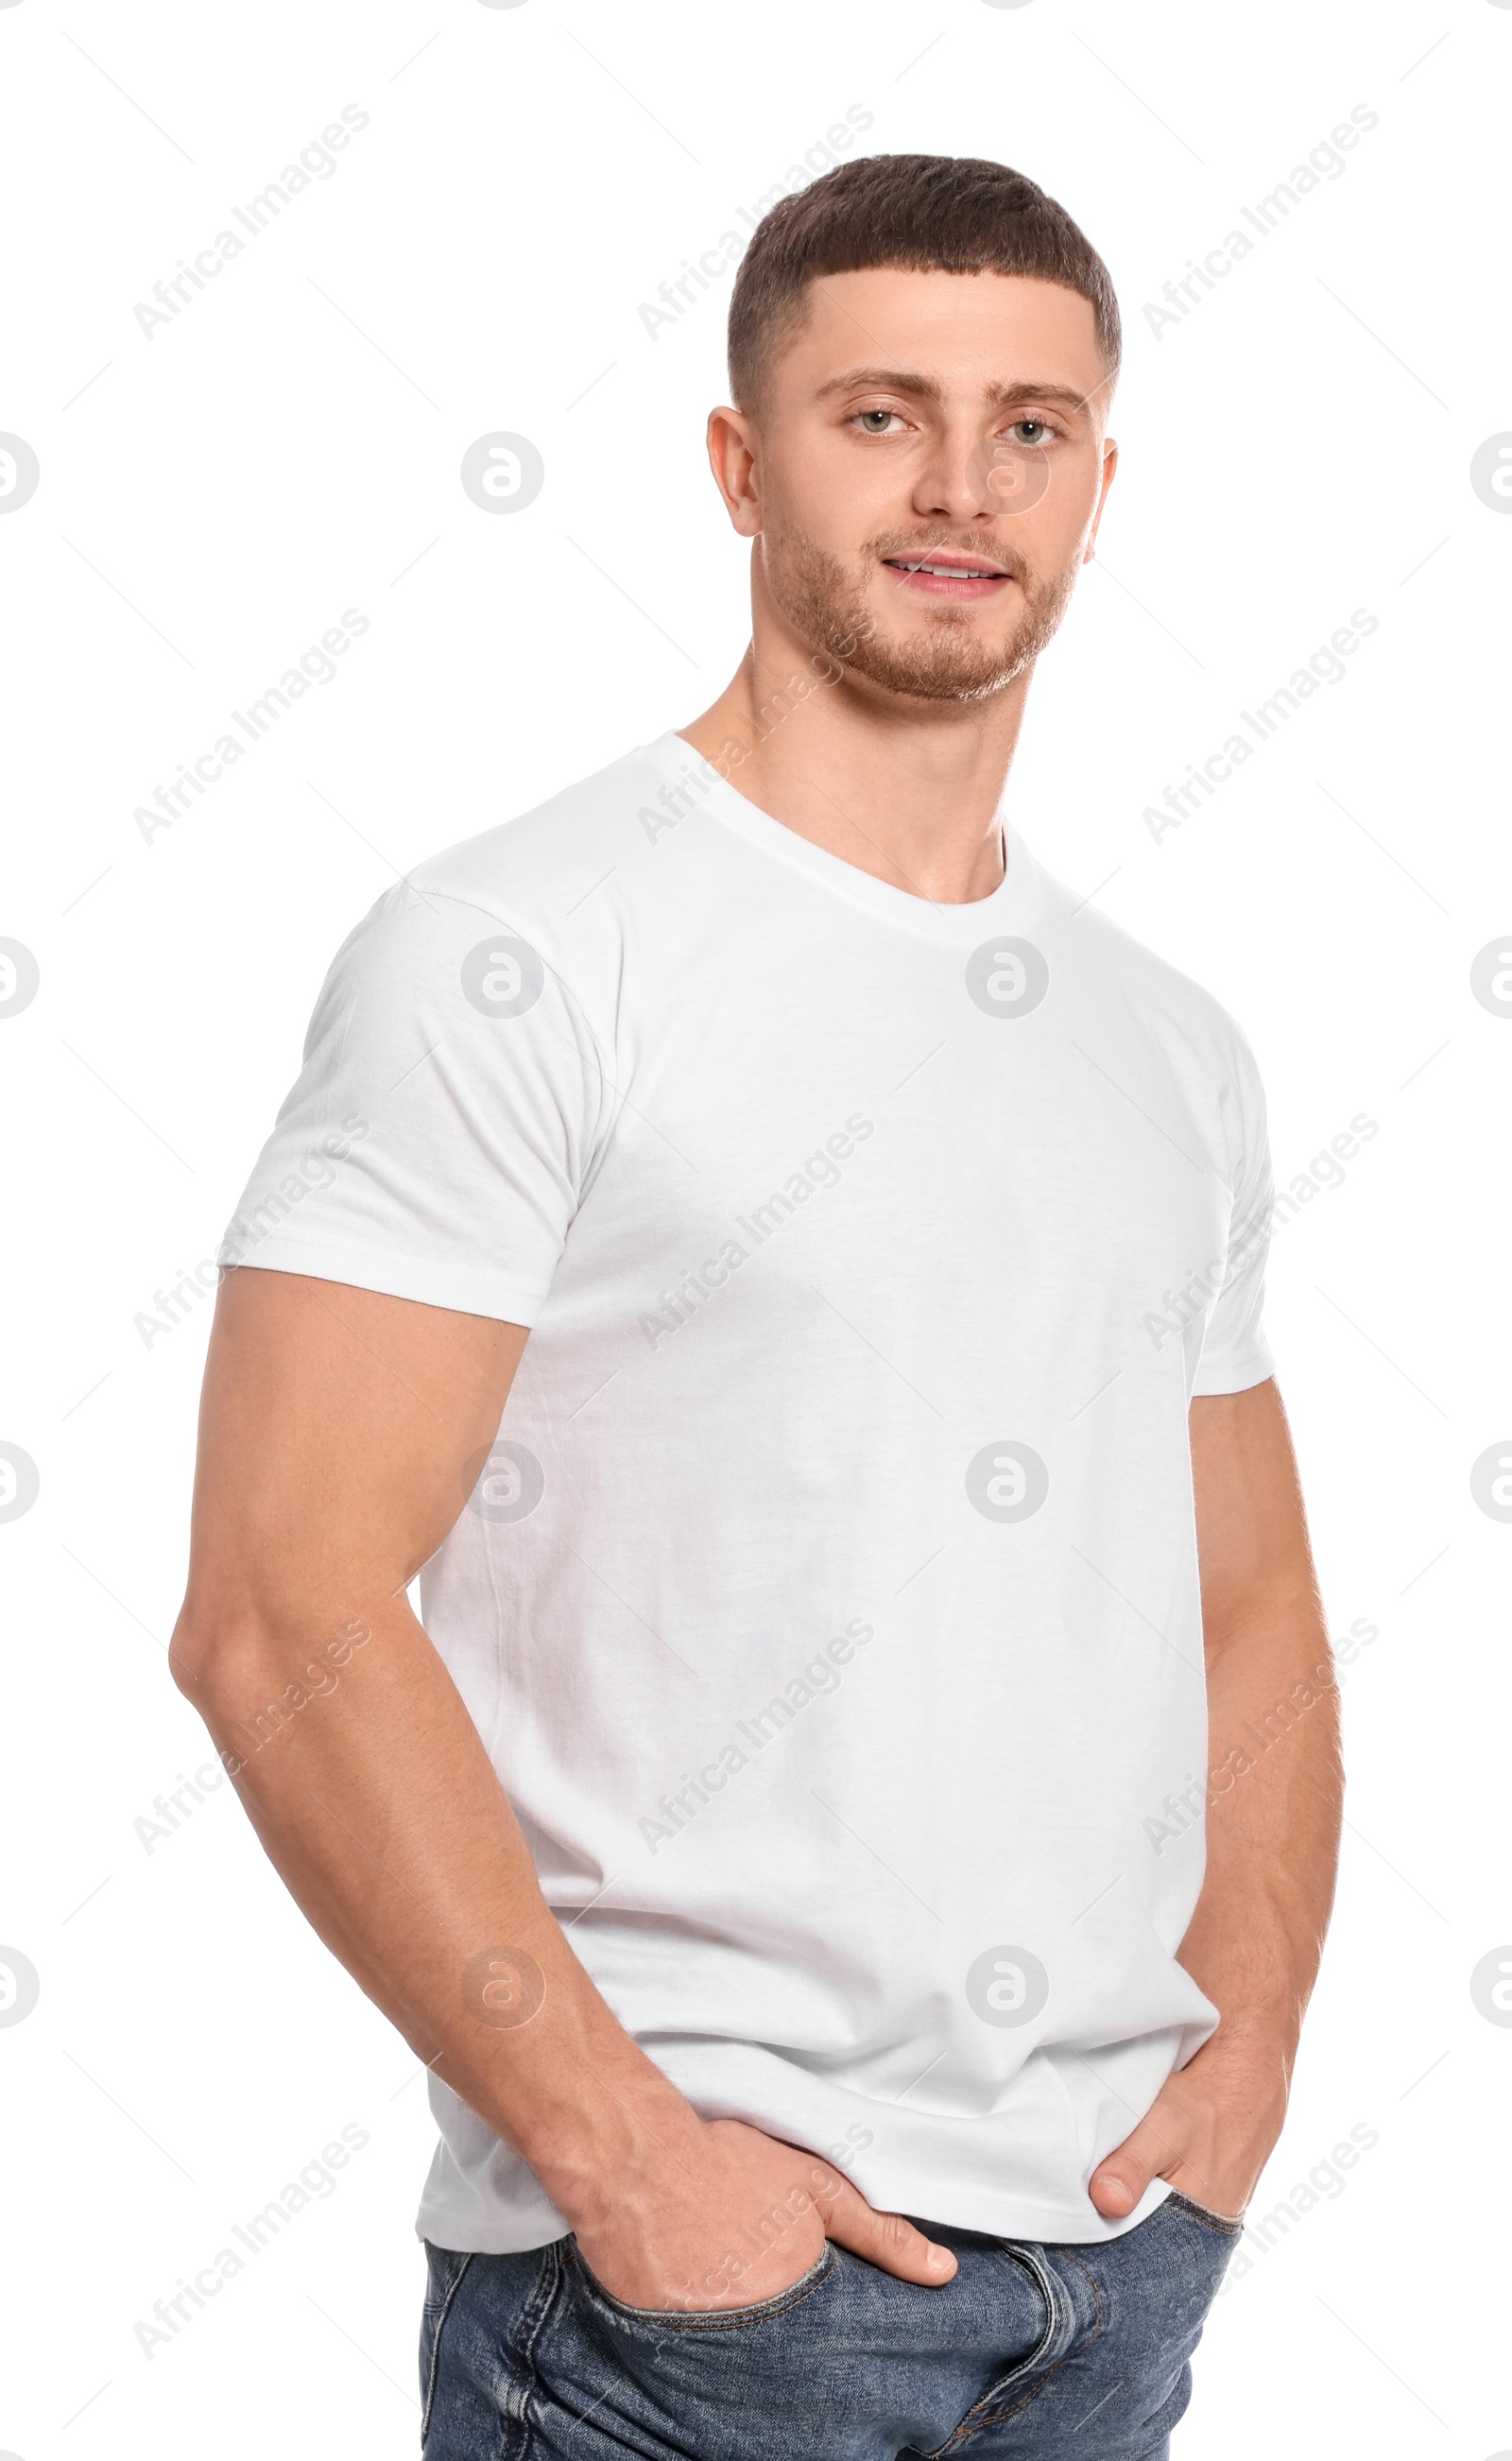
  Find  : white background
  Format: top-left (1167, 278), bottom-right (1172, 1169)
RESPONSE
top-left (2, 0), bottom-right (1508, 2452)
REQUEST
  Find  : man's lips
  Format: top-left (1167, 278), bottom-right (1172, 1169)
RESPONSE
top-left (882, 554), bottom-right (1015, 599)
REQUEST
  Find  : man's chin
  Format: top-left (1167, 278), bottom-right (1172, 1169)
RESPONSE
top-left (839, 627), bottom-right (1033, 704)
top-left (759, 519), bottom-right (1077, 707)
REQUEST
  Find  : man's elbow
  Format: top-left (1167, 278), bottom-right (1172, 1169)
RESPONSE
top-left (169, 1591), bottom-right (301, 1718)
top-left (170, 1584), bottom-right (372, 1746)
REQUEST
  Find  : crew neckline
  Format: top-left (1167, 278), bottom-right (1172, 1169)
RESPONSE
top-left (643, 731), bottom-right (1045, 945)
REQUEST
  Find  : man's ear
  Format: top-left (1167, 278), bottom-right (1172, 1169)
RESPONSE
top-left (706, 405), bottom-right (763, 538)
top-left (1083, 435), bottom-right (1118, 566)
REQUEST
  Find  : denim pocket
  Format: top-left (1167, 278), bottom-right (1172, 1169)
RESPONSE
top-left (569, 2240), bottom-right (837, 2333)
top-left (1164, 2189), bottom-right (1245, 2239)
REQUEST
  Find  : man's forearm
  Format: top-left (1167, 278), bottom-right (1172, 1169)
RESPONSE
top-left (170, 1589), bottom-right (690, 2220)
top-left (1181, 1581), bottom-right (1342, 2055)
top-left (1090, 1384), bottom-right (1343, 2221)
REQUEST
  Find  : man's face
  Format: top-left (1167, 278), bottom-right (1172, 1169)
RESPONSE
top-left (734, 267), bottom-right (1117, 703)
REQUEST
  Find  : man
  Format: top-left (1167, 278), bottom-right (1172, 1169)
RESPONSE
top-left (172, 154), bottom-right (1341, 2457)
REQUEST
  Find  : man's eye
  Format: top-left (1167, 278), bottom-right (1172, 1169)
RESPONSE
top-left (855, 409), bottom-right (901, 434)
top-left (1008, 419), bottom-right (1054, 446)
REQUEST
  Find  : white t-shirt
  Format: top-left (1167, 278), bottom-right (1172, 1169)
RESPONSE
top-left (222, 732), bottom-right (1276, 2251)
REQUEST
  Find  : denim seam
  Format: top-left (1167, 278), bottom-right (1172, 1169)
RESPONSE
top-left (921, 2246), bottom-right (1071, 2454)
top-left (569, 2242), bottom-right (836, 2335)
top-left (420, 2248), bottom-right (475, 2450)
top-left (503, 2243), bottom-right (571, 2460)
top-left (943, 2246), bottom-right (1108, 2446)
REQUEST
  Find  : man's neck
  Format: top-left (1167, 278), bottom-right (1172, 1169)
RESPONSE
top-left (680, 631), bottom-right (1032, 909)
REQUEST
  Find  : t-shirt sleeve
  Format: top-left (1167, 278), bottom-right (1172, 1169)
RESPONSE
top-left (217, 883), bottom-right (613, 1325)
top-left (1191, 1030), bottom-right (1278, 1397)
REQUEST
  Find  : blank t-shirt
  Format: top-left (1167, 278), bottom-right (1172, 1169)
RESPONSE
top-left (221, 732), bottom-right (1276, 2251)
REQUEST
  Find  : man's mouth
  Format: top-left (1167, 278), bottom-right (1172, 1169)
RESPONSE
top-left (881, 553), bottom-right (1015, 599)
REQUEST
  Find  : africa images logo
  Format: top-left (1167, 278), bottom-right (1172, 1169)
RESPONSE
top-left (965, 1946), bottom-right (1050, 2028)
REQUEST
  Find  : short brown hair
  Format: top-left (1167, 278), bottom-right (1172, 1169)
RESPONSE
top-left (727, 152), bottom-right (1120, 411)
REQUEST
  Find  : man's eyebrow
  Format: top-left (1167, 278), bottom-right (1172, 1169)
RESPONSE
top-left (813, 367), bottom-right (1098, 416)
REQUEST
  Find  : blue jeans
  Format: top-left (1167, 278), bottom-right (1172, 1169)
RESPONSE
top-left (419, 2193), bottom-right (1239, 2459)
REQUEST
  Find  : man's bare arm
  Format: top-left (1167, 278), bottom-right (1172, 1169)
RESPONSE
top-left (1089, 1377), bottom-right (1343, 2220)
top-left (170, 1266), bottom-right (956, 2303)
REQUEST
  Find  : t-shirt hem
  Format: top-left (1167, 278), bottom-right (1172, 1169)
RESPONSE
top-left (1191, 1347), bottom-right (1275, 1397)
top-left (215, 1233), bottom-right (550, 1327)
top-left (412, 2175), bottom-right (1169, 2258)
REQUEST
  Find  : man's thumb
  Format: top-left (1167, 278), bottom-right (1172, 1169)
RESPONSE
top-left (1089, 2118), bottom-right (1167, 2219)
top-left (1089, 2162), bottom-right (1144, 2219)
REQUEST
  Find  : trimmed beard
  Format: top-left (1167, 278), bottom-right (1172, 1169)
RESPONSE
top-left (761, 516), bottom-right (1077, 703)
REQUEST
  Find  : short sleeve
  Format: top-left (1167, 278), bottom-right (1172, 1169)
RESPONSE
top-left (218, 884), bottom-right (613, 1325)
top-left (1191, 1034), bottom-right (1277, 1397)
